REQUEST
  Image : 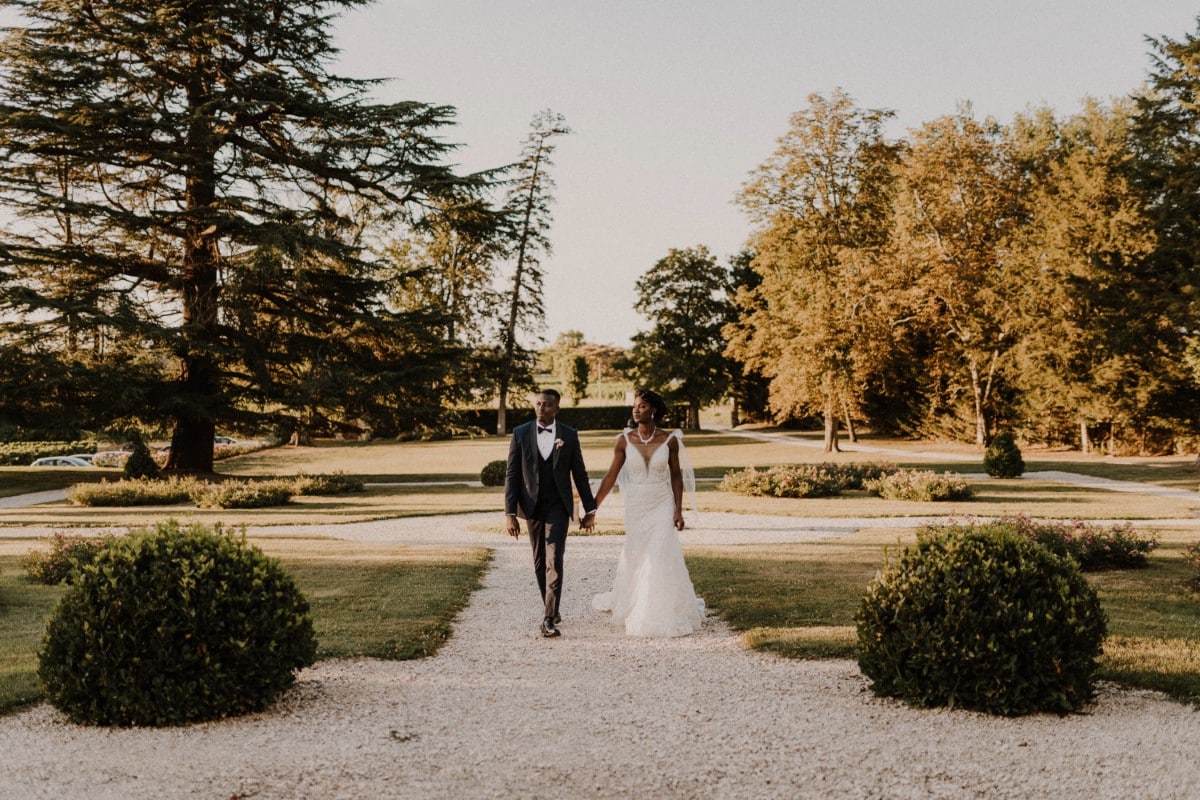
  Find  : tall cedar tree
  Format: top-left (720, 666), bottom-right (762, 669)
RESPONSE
top-left (1127, 23), bottom-right (1200, 449)
top-left (495, 109), bottom-right (570, 434)
top-left (0, 0), bottom-right (474, 468)
top-left (627, 246), bottom-right (732, 430)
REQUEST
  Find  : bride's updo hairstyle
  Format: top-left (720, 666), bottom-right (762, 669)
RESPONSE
top-left (632, 387), bottom-right (669, 425)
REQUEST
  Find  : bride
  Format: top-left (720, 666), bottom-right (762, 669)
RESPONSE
top-left (591, 388), bottom-right (705, 637)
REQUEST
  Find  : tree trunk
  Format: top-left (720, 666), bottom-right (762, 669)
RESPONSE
top-left (496, 384), bottom-right (508, 436)
top-left (1080, 420), bottom-right (1090, 454)
top-left (969, 360), bottom-right (988, 447)
top-left (730, 396), bottom-right (740, 428)
top-left (843, 399), bottom-right (857, 443)
top-left (165, 63), bottom-right (218, 474)
top-left (823, 390), bottom-right (840, 453)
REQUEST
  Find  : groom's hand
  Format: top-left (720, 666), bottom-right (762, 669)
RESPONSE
top-left (505, 514), bottom-right (521, 538)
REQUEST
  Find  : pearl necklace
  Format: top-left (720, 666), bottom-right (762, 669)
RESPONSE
top-left (635, 426), bottom-right (657, 445)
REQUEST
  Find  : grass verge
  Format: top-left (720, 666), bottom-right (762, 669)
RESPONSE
top-left (0, 537), bottom-right (491, 715)
top-left (686, 528), bottom-right (1200, 705)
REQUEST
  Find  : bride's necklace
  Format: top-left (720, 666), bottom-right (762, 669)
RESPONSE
top-left (635, 426), bottom-right (657, 445)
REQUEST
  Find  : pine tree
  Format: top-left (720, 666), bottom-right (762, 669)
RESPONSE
top-left (0, 0), bottom-right (477, 470)
top-left (495, 110), bottom-right (571, 434)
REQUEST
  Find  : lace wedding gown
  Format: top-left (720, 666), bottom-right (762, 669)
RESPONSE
top-left (592, 430), bottom-right (705, 637)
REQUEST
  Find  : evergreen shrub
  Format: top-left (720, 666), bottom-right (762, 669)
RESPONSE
top-left (720, 462), bottom-right (901, 498)
top-left (122, 433), bottom-right (160, 480)
top-left (983, 431), bottom-right (1025, 478)
top-left (290, 471), bottom-right (365, 495)
top-left (190, 480), bottom-right (294, 509)
top-left (480, 459), bottom-right (507, 487)
top-left (856, 523), bottom-right (1107, 716)
top-left (21, 533), bottom-right (115, 584)
top-left (65, 477), bottom-right (201, 506)
top-left (863, 469), bottom-right (973, 501)
top-left (38, 520), bottom-right (316, 726)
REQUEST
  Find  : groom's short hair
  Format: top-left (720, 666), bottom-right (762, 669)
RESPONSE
top-left (537, 388), bottom-right (561, 402)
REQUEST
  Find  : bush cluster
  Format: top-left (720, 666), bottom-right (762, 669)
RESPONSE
top-left (856, 523), bottom-right (1107, 716)
top-left (0, 440), bottom-right (95, 466)
top-left (995, 514), bottom-right (1157, 570)
top-left (65, 477), bottom-right (202, 506)
top-left (290, 471), bottom-right (365, 496)
top-left (38, 520), bottom-right (316, 726)
top-left (863, 469), bottom-right (973, 501)
top-left (983, 431), bottom-right (1025, 478)
top-left (191, 480), bottom-right (294, 509)
top-left (21, 533), bottom-right (116, 585)
top-left (480, 459), bottom-right (507, 487)
top-left (66, 473), bottom-right (362, 508)
top-left (718, 462), bottom-right (899, 498)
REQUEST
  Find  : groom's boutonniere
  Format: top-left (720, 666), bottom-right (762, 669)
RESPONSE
top-left (554, 438), bottom-right (564, 450)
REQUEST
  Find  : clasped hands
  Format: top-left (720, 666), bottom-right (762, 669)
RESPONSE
top-left (505, 511), bottom-right (597, 538)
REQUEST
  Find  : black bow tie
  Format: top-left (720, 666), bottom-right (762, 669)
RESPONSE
top-left (538, 426), bottom-right (552, 434)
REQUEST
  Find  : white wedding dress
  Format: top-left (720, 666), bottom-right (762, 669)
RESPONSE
top-left (593, 430), bottom-right (705, 637)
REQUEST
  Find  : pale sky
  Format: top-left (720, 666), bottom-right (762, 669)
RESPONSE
top-left (328, 0), bottom-right (1198, 348)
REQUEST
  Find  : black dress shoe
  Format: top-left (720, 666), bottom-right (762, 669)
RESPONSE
top-left (541, 619), bottom-right (561, 638)
top-left (553, 613), bottom-right (562, 626)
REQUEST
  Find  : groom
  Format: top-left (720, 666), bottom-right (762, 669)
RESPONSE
top-left (505, 388), bottom-right (596, 637)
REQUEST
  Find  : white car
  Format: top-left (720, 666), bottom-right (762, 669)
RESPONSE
top-left (30, 456), bottom-right (95, 467)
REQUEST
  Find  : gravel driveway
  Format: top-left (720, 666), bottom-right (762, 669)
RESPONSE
top-left (2, 509), bottom-right (1199, 799)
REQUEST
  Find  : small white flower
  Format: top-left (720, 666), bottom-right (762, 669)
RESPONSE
top-left (554, 438), bottom-right (564, 450)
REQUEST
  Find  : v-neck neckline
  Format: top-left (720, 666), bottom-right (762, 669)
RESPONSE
top-left (626, 431), bottom-right (668, 469)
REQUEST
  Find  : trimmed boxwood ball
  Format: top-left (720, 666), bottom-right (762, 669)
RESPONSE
top-left (983, 431), bottom-right (1025, 478)
top-left (480, 459), bottom-right (507, 487)
top-left (38, 520), bottom-right (316, 726)
top-left (855, 524), bottom-right (1107, 716)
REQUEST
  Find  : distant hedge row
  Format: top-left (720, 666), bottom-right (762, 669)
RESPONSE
top-left (0, 441), bottom-right (96, 466)
top-left (458, 404), bottom-right (692, 434)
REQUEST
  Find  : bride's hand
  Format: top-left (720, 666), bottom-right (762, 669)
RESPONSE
top-left (674, 509), bottom-right (685, 531)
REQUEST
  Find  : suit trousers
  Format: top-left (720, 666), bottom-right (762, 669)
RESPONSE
top-left (526, 499), bottom-right (569, 621)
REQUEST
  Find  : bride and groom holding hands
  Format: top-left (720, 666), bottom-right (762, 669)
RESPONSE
top-left (504, 387), bottom-right (705, 639)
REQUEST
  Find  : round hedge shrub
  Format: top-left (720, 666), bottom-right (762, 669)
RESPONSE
top-left (855, 524), bottom-right (1107, 716)
top-left (983, 431), bottom-right (1025, 478)
top-left (38, 520), bottom-right (316, 726)
top-left (480, 459), bottom-right (507, 487)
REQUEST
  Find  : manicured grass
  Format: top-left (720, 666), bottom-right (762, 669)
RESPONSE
top-left (3, 432), bottom-right (1196, 526)
top-left (0, 467), bottom-right (119, 499)
top-left (0, 537), bottom-right (490, 715)
top-left (686, 528), bottom-right (1200, 705)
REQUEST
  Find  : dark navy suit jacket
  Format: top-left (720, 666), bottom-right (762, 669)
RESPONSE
top-left (504, 420), bottom-right (595, 521)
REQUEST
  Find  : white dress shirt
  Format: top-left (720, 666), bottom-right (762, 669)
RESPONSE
top-left (536, 421), bottom-right (555, 460)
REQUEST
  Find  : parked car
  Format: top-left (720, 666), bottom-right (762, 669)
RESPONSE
top-left (214, 436), bottom-right (239, 445)
top-left (67, 453), bottom-right (96, 464)
top-left (30, 456), bottom-right (95, 467)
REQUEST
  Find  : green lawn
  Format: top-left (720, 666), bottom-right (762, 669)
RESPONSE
top-left (686, 527), bottom-right (1200, 704)
top-left (2, 431), bottom-right (1197, 526)
top-left (0, 537), bottom-right (490, 715)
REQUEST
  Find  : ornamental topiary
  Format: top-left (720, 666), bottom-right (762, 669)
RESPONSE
top-left (983, 431), bottom-right (1025, 478)
top-left (480, 459), bottom-right (507, 487)
top-left (38, 520), bottom-right (316, 726)
top-left (855, 523), bottom-right (1107, 716)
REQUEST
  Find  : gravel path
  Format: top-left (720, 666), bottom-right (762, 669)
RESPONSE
top-left (3, 509), bottom-right (1200, 799)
